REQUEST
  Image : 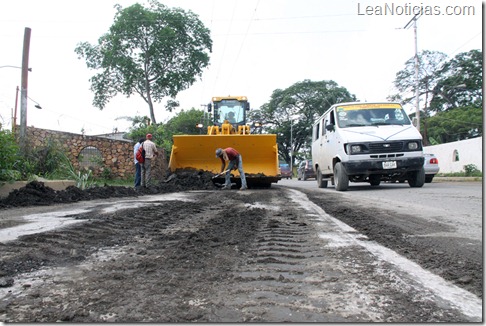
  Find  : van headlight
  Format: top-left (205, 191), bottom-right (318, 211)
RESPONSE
top-left (347, 144), bottom-right (363, 154)
top-left (407, 142), bottom-right (419, 150)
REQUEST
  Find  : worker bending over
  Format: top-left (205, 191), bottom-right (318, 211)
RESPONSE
top-left (215, 147), bottom-right (248, 190)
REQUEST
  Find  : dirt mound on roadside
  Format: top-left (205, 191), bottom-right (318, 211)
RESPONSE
top-left (0, 169), bottom-right (219, 209)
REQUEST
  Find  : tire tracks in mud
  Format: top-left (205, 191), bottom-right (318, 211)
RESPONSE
top-left (204, 188), bottom-right (479, 322)
top-left (0, 188), bottom-right (480, 322)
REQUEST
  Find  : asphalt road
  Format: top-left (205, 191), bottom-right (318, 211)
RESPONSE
top-left (277, 178), bottom-right (482, 242)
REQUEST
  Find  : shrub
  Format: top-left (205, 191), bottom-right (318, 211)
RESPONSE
top-left (0, 129), bottom-right (21, 181)
top-left (463, 164), bottom-right (481, 177)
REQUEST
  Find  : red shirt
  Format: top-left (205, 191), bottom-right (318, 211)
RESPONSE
top-left (224, 147), bottom-right (239, 161)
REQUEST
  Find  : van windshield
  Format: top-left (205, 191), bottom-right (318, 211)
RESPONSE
top-left (336, 105), bottom-right (411, 128)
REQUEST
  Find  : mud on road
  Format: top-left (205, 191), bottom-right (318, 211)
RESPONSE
top-left (0, 174), bottom-right (482, 322)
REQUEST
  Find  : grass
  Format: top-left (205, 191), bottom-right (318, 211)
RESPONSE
top-left (437, 172), bottom-right (483, 178)
top-left (94, 178), bottom-right (134, 187)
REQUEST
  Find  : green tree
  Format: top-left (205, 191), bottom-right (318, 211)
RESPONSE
top-left (429, 49), bottom-right (483, 112)
top-left (391, 49), bottom-right (482, 144)
top-left (250, 80), bottom-right (355, 167)
top-left (426, 106), bottom-right (483, 143)
top-left (391, 50), bottom-right (448, 106)
top-left (75, 0), bottom-right (212, 124)
top-left (160, 108), bottom-right (204, 155)
top-left (127, 108), bottom-right (204, 160)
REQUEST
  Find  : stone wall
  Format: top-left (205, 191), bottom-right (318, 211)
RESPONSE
top-left (25, 127), bottom-right (167, 181)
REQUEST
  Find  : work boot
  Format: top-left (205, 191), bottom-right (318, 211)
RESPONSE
top-left (221, 185), bottom-right (231, 190)
top-left (239, 186), bottom-right (248, 190)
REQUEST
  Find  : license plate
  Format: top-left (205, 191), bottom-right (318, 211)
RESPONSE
top-left (382, 161), bottom-right (397, 169)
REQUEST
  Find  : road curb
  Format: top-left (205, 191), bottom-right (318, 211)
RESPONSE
top-left (433, 177), bottom-right (482, 182)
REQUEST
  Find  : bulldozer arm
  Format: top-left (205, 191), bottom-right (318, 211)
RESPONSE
top-left (169, 134), bottom-right (280, 187)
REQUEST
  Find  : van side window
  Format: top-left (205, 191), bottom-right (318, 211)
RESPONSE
top-left (313, 123), bottom-right (319, 141)
top-left (322, 118), bottom-right (326, 135)
top-left (330, 111), bottom-right (336, 125)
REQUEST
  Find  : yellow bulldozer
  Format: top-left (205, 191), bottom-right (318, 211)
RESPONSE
top-left (168, 96), bottom-right (280, 188)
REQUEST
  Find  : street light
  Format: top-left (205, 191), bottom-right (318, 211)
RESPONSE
top-left (12, 86), bottom-right (42, 134)
top-left (28, 96), bottom-right (42, 109)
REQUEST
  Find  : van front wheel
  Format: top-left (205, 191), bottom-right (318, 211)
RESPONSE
top-left (408, 166), bottom-right (425, 188)
top-left (334, 162), bottom-right (349, 191)
top-left (317, 168), bottom-right (328, 188)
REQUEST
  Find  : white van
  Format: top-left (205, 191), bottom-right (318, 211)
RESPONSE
top-left (311, 102), bottom-right (425, 191)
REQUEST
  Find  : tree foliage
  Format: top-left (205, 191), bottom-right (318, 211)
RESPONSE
top-left (250, 80), bottom-right (356, 166)
top-left (127, 108), bottom-right (204, 160)
top-left (75, 0), bottom-right (212, 124)
top-left (0, 129), bottom-right (21, 181)
top-left (391, 50), bottom-right (448, 106)
top-left (429, 49), bottom-right (483, 112)
top-left (391, 49), bottom-right (482, 144)
top-left (426, 106), bottom-right (483, 144)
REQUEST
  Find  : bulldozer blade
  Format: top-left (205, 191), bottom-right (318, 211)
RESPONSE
top-left (169, 134), bottom-right (280, 187)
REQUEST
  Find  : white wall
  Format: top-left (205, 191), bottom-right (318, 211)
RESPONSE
top-left (424, 137), bottom-right (483, 173)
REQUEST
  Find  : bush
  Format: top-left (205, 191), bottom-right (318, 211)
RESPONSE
top-left (0, 129), bottom-right (21, 181)
top-left (464, 164), bottom-right (481, 177)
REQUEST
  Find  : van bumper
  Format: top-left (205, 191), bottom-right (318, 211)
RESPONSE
top-left (342, 157), bottom-right (424, 175)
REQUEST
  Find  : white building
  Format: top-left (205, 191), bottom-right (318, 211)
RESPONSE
top-left (424, 137), bottom-right (483, 173)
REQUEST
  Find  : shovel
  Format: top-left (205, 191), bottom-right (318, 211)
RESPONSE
top-left (212, 169), bottom-right (230, 179)
top-left (211, 169), bottom-right (237, 188)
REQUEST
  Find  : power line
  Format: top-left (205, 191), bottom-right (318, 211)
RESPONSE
top-left (211, 0), bottom-right (238, 96)
top-left (225, 0), bottom-right (260, 90)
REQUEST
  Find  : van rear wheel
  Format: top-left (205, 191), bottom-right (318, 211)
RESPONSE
top-left (334, 162), bottom-right (349, 191)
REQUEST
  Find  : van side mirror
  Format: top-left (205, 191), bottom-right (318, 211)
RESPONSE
top-left (412, 117), bottom-right (418, 127)
top-left (325, 124), bottom-right (335, 131)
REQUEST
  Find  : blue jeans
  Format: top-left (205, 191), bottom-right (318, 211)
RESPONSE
top-left (134, 162), bottom-right (141, 187)
top-left (225, 155), bottom-right (247, 188)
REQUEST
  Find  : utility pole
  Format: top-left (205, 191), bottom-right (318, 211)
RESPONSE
top-left (404, 14), bottom-right (421, 132)
top-left (290, 120), bottom-right (293, 177)
top-left (413, 16), bottom-right (420, 132)
top-left (13, 86), bottom-right (19, 133)
top-left (19, 27), bottom-right (31, 153)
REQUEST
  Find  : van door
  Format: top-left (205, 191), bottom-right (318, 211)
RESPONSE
top-left (322, 110), bottom-right (339, 174)
top-left (313, 113), bottom-right (328, 175)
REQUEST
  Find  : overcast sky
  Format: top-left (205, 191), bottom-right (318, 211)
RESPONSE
top-left (0, 0), bottom-right (482, 135)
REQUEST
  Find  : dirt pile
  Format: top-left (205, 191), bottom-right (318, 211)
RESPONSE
top-left (0, 169), bottom-right (219, 209)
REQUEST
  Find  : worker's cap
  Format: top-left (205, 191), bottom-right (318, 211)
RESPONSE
top-left (146, 133), bottom-right (152, 139)
top-left (215, 148), bottom-right (223, 158)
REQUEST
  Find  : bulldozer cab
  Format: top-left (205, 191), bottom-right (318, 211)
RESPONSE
top-left (209, 96), bottom-right (249, 128)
